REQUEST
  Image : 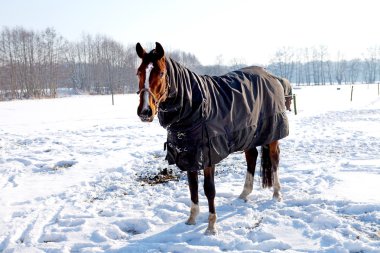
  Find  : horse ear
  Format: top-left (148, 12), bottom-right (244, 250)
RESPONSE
top-left (136, 43), bottom-right (146, 59)
top-left (155, 42), bottom-right (165, 59)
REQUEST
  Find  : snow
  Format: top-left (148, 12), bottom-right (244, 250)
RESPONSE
top-left (1, 84), bottom-right (380, 252)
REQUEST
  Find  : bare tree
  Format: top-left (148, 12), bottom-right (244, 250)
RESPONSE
top-left (344, 59), bottom-right (360, 84)
top-left (3, 26), bottom-right (380, 100)
top-left (269, 47), bottom-right (295, 80)
top-left (293, 48), bottom-right (304, 85)
top-left (334, 52), bottom-right (347, 85)
top-left (303, 48), bottom-right (312, 85)
top-left (363, 47), bottom-right (378, 83)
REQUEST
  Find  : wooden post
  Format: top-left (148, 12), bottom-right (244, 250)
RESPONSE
top-left (293, 94), bottom-right (297, 115)
top-left (350, 85), bottom-right (354, 102)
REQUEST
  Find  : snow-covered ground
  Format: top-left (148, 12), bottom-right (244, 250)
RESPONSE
top-left (0, 84), bottom-right (379, 253)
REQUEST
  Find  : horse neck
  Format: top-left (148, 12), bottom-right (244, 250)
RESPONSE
top-left (165, 57), bottom-right (199, 96)
top-left (158, 57), bottom-right (203, 129)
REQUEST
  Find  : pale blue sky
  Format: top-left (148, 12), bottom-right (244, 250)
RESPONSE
top-left (1, 0), bottom-right (379, 65)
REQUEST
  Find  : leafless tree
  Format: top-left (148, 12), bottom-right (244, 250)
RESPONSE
top-left (270, 47), bottom-right (295, 80)
top-left (362, 47), bottom-right (378, 83)
top-left (344, 59), bottom-right (360, 84)
top-left (2, 26), bottom-right (380, 100)
top-left (334, 52), bottom-right (347, 85)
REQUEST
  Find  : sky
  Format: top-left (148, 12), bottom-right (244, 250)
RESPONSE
top-left (1, 0), bottom-right (380, 65)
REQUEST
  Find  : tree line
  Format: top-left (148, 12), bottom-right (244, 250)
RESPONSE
top-left (266, 46), bottom-right (380, 85)
top-left (1, 26), bottom-right (379, 100)
top-left (0, 27), bottom-right (139, 100)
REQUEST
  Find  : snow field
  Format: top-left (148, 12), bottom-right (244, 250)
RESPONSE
top-left (0, 84), bottom-right (379, 252)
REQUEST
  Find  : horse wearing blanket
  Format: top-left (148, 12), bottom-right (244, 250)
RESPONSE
top-left (136, 42), bottom-right (290, 235)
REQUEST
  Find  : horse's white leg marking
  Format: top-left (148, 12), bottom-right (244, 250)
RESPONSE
top-left (205, 213), bottom-right (218, 235)
top-left (142, 63), bottom-right (153, 111)
top-left (185, 201), bottom-right (199, 225)
top-left (239, 172), bottom-right (253, 201)
top-left (273, 170), bottom-right (282, 201)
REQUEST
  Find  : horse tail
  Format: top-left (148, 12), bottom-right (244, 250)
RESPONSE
top-left (260, 145), bottom-right (273, 188)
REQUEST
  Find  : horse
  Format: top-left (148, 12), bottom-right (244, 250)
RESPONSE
top-left (136, 42), bottom-right (290, 235)
top-left (276, 77), bottom-right (293, 111)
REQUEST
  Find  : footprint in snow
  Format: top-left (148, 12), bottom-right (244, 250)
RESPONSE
top-left (39, 233), bottom-right (67, 243)
top-left (6, 158), bottom-right (32, 166)
top-left (113, 219), bottom-right (151, 236)
top-left (58, 218), bottom-right (86, 227)
top-left (8, 175), bottom-right (18, 187)
top-left (53, 160), bottom-right (77, 170)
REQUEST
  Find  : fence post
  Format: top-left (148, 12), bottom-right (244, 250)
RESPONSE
top-left (293, 94), bottom-right (297, 115)
top-left (350, 85), bottom-right (354, 101)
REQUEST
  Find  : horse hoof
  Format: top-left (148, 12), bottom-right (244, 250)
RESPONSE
top-left (238, 195), bottom-right (248, 202)
top-left (185, 219), bottom-right (196, 225)
top-left (273, 192), bottom-right (283, 202)
top-left (205, 228), bottom-right (218, 235)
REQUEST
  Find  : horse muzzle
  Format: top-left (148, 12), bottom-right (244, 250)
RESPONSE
top-left (137, 107), bottom-right (155, 122)
top-left (139, 115), bottom-right (154, 122)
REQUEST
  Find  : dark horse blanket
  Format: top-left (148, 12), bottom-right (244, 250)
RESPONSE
top-left (159, 58), bottom-right (289, 171)
top-left (276, 77), bottom-right (293, 111)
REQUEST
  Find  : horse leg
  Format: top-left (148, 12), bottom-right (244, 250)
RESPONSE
top-left (239, 147), bottom-right (258, 201)
top-left (269, 141), bottom-right (282, 201)
top-left (204, 166), bottom-right (217, 235)
top-left (186, 171), bottom-right (199, 225)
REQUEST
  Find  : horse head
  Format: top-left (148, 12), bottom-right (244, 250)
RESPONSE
top-left (136, 42), bottom-right (168, 122)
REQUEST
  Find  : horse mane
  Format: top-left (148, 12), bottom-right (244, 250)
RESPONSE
top-left (165, 57), bottom-right (203, 91)
top-left (158, 57), bottom-right (205, 129)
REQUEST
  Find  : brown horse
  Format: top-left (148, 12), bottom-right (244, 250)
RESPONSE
top-left (276, 77), bottom-right (293, 111)
top-left (136, 42), bottom-right (290, 235)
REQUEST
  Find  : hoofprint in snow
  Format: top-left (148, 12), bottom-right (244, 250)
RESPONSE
top-left (0, 84), bottom-right (379, 252)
